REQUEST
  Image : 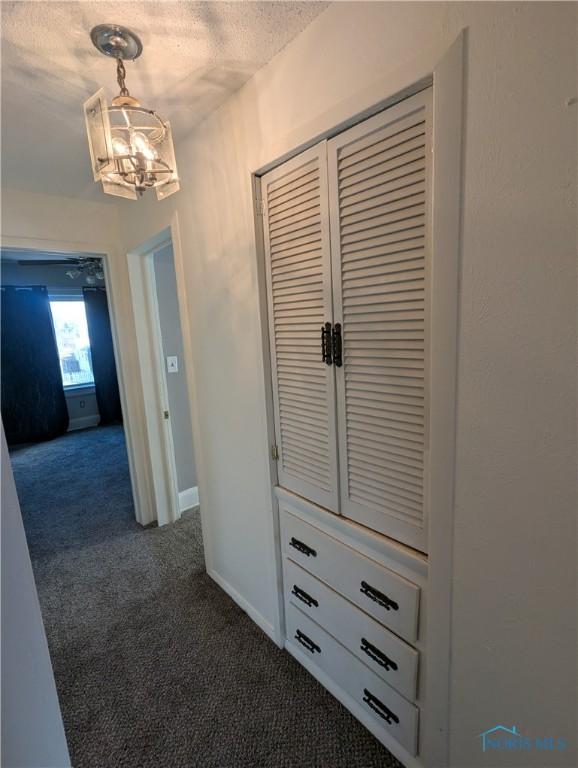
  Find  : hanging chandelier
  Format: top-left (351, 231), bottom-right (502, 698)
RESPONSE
top-left (83, 24), bottom-right (179, 201)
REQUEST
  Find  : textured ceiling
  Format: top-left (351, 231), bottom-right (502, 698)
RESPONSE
top-left (1, 1), bottom-right (328, 201)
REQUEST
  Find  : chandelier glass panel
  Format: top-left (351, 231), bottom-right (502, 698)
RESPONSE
top-left (84, 25), bottom-right (179, 201)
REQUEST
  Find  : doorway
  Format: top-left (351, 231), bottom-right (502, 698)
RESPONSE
top-left (127, 230), bottom-right (198, 527)
top-left (0, 248), bottom-right (136, 531)
top-left (1, 248), bottom-right (128, 445)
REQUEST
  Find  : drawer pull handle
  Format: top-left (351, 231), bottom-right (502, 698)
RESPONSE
top-left (295, 629), bottom-right (321, 655)
top-left (360, 580), bottom-right (399, 612)
top-left (360, 638), bottom-right (398, 671)
top-left (291, 585), bottom-right (318, 608)
top-left (362, 688), bottom-right (399, 725)
top-left (289, 537), bottom-right (317, 557)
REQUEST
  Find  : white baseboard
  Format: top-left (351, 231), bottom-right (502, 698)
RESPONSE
top-left (208, 568), bottom-right (277, 645)
top-left (68, 415), bottom-right (100, 432)
top-left (178, 485), bottom-right (199, 512)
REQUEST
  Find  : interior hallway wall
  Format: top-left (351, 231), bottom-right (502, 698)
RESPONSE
top-left (1, 426), bottom-right (71, 767)
top-left (115, 3), bottom-right (577, 766)
top-left (153, 242), bottom-right (197, 494)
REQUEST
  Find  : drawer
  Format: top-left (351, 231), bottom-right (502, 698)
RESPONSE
top-left (284, 558), bottom-right (419, 700)
top-left (286, 602), bottom-right (419, 756)
top-left (280, 510), bottom-right (420, 643)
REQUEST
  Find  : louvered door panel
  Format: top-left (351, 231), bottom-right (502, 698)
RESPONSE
top-left (328, 89), bottom-right (432, 552)
top-left (262, 143), bottom-right (339, 511)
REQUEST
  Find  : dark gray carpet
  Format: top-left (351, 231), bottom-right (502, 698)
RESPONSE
top-left (11, 425), bottom-right (401, 768)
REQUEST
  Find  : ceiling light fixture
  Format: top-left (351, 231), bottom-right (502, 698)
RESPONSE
top-left (84, 24), bottom-right (179, 201)
top-left (65, 258), bottom-right (105, 283)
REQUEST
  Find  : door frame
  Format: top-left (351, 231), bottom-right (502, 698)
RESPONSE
top-left (121, 210), bottom-right (211, 561)
top-left (127, 229), bottom-right (181, 527)
top-left (1, 217), bottom-right (202, 533)
top-left (0, 236), bottom-right (145, 523)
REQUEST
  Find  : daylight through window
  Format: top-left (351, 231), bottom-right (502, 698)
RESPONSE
top-left (49, 300), bottom-right (95, 388)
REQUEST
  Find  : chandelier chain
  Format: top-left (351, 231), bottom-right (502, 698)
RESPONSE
top-left (116, 57), bottom-right (130, 97)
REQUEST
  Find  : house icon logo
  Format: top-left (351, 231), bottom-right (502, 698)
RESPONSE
top-left (479, 724), bottom-right (567, 753)
top-left (479, 725), bottom-right (521, 752)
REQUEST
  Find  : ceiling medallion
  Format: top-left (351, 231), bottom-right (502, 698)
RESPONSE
top-left (84, 24), bottom-right (179, 201)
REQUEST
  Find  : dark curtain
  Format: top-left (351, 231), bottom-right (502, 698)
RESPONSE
top-left (1, 286), bottom-right (69, 445)
top-left (83, 287), bottom-right (122, 424)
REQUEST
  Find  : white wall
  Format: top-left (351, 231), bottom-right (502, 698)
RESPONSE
top-left (1, 189), bottom-right (120, 250)
top-left (1, 426), bottom-right (71, 767)
top-left (153, 242), bottom-right (197, 493)
top-left (114, 3), bottom-right (577, 766)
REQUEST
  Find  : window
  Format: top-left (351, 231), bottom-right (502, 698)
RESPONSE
top-left (49, 300), bottom-right (95, 387)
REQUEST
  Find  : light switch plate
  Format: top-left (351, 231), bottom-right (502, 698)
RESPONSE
top-left (166, 356), bottom-right (178, 373)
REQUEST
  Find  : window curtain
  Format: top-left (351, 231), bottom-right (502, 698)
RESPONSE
top-left (82, 287), bottom-right (122, 424)
top-left (0, 286), bottom-right (69, 445)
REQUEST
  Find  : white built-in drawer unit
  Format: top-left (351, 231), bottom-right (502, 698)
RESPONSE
top-left (285, 602), bottom-right (419, 756)
top-left (259, 85), bottom-right (441, 766)
top-left (279, 497), bottom-right (426, 763)
top-left (280, 507), bottom-right (420, 643)
top-left (284, 558), bottom-right (419, 700)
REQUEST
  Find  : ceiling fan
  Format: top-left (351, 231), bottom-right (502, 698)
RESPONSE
top-left (16, 256), bottom-right (104, 283)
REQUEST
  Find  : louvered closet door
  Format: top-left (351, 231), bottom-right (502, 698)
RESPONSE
top-left (328, 89), bottom-right (432, 552)
top-left (262, 142), bottom-right (340, 512)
